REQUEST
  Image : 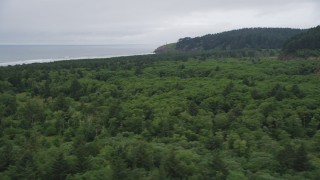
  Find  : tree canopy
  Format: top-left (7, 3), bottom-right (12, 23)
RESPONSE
top-left (282, 25), bottom-right (320, 57)
top-left (175, 28), bottom-right (304, 51)
top-left (0, 52), bottom-right (320, 179)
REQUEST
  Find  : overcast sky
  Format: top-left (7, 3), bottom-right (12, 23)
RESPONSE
top-left (1, 0), bottom-right (319, 46)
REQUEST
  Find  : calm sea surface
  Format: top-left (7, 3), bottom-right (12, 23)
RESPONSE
top-left (0, 44), bottom-right (156, 66)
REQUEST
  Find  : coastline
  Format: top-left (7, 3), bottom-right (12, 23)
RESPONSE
top-left (0, 53), bottom-right (155, 67)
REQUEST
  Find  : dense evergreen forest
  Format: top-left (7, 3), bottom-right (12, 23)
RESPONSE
top-left (174, 28), bottom-right (304, 51)
top-left (155, 26), bottom-right (320, 58)
top-left (1, 51), bottom-right (320, 179)
top-left (282, 26), bottom-right (320, 58)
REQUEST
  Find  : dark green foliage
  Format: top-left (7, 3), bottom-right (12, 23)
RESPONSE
top-left (0, 140), bottom-right (14, 172)
top-left (176, 28), bottom-right (304, 51)
top-left (268, 83), bottom-right (290, 100)
top-left (69, 79), bottom-right (82, 100)
top-left (223, 81), bottom-right (234, 97)
top-left (278, 144), bottom-right (311, 172)
top-left (72, 135), bottom-right (90, 173)
top-left (0, 93), bottom-right (17, 117)
top-left (19, 100), bottom-right (45, 128)
top-left (283, 25), bottom-right (320, 56)
top-left (49, 153), bottom-right (69, 180)
top-left (163, 150), bottom-right (186, 179)
top-left (293, 144), bottom-right (310, 171)
top-left (0, 53), bottom-right (320, 179)
top-left (291, 84), bottom-right (305, 98)
top-left (111, 146), bottom-right (129, 180)
top-left (52, 95), bottom-right (69, 112)
top-left (205, 154), bottom-right (229, 179)
top-left (13, 151), bottom-right (37, 179)
top-left (187, 101), bottom-right (199, 116)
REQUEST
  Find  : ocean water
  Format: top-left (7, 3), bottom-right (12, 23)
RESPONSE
top-left (0, 44), bottom-right (156, 66)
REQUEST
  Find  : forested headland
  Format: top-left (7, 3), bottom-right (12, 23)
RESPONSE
top-left (154, 28), bottom-right (304, 53)
top-left (1, 25), bottom-right (320, 179)
top-left (154, 26), bottom-right (320, 58)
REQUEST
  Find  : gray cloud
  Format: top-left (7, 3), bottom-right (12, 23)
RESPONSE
top-left (0, 0), bottom-right (319, 45)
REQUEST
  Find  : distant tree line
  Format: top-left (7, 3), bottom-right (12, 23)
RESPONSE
top-left (176, 28), bottom-right (304, 51)
top-left (282, 25), bottom-right (320, 58)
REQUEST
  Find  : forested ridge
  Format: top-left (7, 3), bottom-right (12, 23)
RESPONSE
top-left (1, 53), bottom-right (320, 179)
top-left (174, 28), bottom-right (304, 51)
top-left (282, 25), bottom-right (320, 58)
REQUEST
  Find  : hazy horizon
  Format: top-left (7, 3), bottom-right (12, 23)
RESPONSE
top-left (0, 44), bottom-right (156, 66)
top-left (1, 0), bottom-right (319, 45)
